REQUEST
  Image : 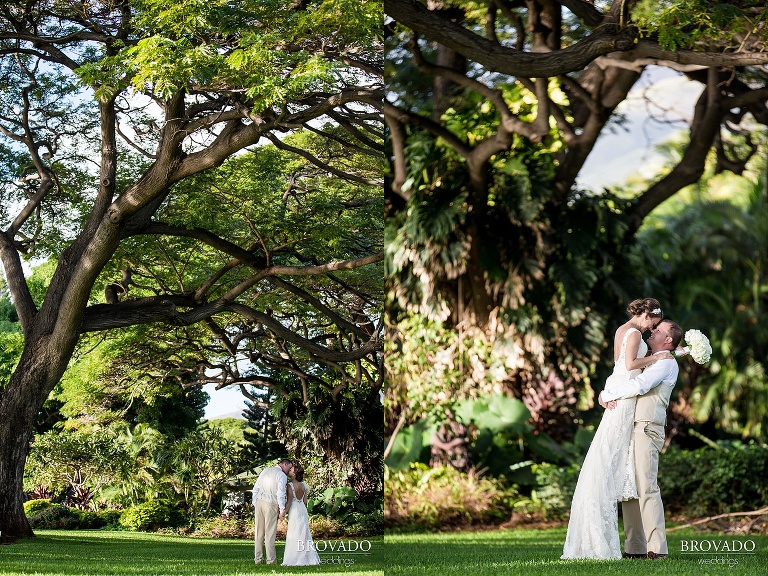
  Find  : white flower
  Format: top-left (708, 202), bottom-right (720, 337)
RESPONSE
top-left (682, 329), bottom-right (712, 364)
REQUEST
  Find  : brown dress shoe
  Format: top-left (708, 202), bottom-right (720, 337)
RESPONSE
top-left (646, 551), bottom-right (668, 559)
top-left (622, 552), bottom-right (646, 559)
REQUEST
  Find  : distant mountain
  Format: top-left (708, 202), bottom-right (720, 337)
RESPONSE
top-left (207, 410), bottom-right (247, 421)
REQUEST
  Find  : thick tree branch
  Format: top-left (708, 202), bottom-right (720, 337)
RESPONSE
top-left (629, 77), bottom-right (768, 229)
top-left (140, 222), bottom-right (261, 268)
top-left (386, 113), bottom-right (409, 200)
top-left (385, 0), bottom-right (638, 78)
top-left (218, 252), bottom-right (384, 302)
top-left (94, 98), bottom-right (118, 227)
top-left (556, 0), bottom-right (604, 26)
top-left (629, 68), bottom-right (723, 229)
top-left (630, 40), bottom-right (768, 67)
top-left (595, 55), bottom-right (706, 73)
top-left (0, 233), bottom-right (37, 334)
top-left (171, 119), bottom-right (262, 183)
top-left (258, 252), bottom-right (384, 277)
top-left (80, 296), bottom-right (198, 332)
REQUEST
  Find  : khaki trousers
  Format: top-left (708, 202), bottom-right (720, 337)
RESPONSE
top-left (621, 421), bottom-right (667, 555)
top-left (254, 499), bottom-right (279, 564)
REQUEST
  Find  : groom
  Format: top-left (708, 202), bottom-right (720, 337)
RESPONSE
top-left (252, 458), bottom-right (293, 564)
top-left (599, 319), bottom-right (682, 560)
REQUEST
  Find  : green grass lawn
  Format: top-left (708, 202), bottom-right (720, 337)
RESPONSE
top-left (385, 527), bottom-right (768, 575)
top-left (3, 528), bottom-right (766, 575)
top-left (0, 531), bottom-right (384, 576)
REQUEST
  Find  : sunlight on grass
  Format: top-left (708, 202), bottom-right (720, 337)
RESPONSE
top-left (385, 527), bottom-right (768, 575)
top-left (3, 528), bottom-right (766, 575)
top-left (0, 531), bottom-right (384, 576)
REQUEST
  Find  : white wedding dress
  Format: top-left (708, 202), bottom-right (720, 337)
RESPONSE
top-left (561, 328), bottom-right (643, 559)
top-left (282, 482), bottom-right (321, 566)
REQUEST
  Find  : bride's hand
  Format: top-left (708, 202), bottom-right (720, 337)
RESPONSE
top-left (598, 393), bottom-right (617, 410)
top-left (657, 351), bottom-right (674, 360)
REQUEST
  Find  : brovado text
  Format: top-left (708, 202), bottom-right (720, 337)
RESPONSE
top-left (680, 540), bottom-right (756, 553)
top-left (296, 539), bottom-right (373, 553)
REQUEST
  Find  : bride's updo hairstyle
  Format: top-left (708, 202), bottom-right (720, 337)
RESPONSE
top-left (293, 463), bottom-right (305, 482)
top-left (627, 298), bottom-right (663, 319)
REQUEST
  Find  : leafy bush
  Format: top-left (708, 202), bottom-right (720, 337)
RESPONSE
top-left (94, 510), bottom-right (122, 529)
top-left (659, 444), bottom-right (768, 517)
top-left (308, 486), bottom-right (358, 519)
top-left (24, 498), bottom-right (53, 516)
top-left (307, 515), bottom-right (347, 539)
top-left (25, 500), bottom-right (122, 530)
top-left (189, 515), bottom-right (254, 539)
top-left (384, 463), bottom-right (515, 530)
top-left (183, 512), bottom-right (362, 539)
top-left (346, 509), bottom-right (384, 536)
top-left (531, 444), bottom-right (768, 521)
top-left (119, 501), bottom-right (183, 532)
top-left (76, 510), bottom-right (112, 529)
top-left (27, 503), bottom-right (81, 529)
top-left (305, 487), bottom-right (383, 536)
top-left (531, 462), bottom-right (580, 520)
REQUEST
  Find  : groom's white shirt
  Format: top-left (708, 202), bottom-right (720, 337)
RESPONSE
top-left (600, 352), bottom-right (678, 404)
top-left (252, 465), bottom-right (288, 513)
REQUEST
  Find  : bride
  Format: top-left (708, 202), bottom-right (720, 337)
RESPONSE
top-left (561, 298), bottom-right (670, 559)
top-left (282, 462), bottom-right (321, 566)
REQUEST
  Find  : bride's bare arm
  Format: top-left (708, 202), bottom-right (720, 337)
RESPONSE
top-left (624, 331), bottom-right (670, 370)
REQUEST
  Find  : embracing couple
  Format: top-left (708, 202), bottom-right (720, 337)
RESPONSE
top-left (562, 298), bottom-right (684, 560)
top-left (252, 458), bottom-right (321, 566)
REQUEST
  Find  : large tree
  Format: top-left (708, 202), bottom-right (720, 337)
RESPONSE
top-left (0, 0), bottom-right (382, 541)
top-left (385, 0), bottom-right (768, 432)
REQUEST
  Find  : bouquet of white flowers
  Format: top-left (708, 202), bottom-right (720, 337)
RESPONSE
top-left (676, 329), bottom-right (712, 364)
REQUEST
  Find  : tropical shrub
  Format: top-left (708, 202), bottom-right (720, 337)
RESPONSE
top-left (119, 501), bottom-right (183, 532)
top-left (345, 509), bottom-right (385, 536)
top-left (307, 486), bottom-right (358, 519)
top-left (531, 462), bottom-right (580, 520)
top-left (531, 442), bottom-right (768, 521)
top-left (659, 444), bottom-right (768, 517)
top-left (27, 503), bottom-right (81, 529)
top-left (384, 463), bottom-right (515, 531)
top-left (189, 515), bottom-right (254, 539)
top-left (23, 498), bottom-right (53, 516)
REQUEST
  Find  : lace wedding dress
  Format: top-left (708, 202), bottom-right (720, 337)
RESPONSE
top-left (282, 482), bottom-right (321, 566)
top-left (561, 328), bottom-right (643, 559)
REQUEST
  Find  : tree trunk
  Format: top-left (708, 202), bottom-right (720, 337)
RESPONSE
top-left (0, 334), bottom-right (77, 542)
top-left (0, 404), bottom-right (34, 542)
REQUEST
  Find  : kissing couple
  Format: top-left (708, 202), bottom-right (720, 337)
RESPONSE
top-left (252, 458), bottom-right (321, 566)
top-left (561, 298), bottom-right (684, 560)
